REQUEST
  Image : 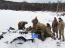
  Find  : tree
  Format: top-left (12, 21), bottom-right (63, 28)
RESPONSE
top-left (0, 0), bottom-right (5, 1)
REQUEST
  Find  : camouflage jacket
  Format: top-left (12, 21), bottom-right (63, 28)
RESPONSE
top-left (32, 19), bottom-right (38, 26)
top-left (58, 21), bottom-right (64, 30)
top-left (52, 20), bottom-right (58, 28)
top-left (18, 21), bottom-right (26, 28)
top-left (47, 26), bottom-right (51, 31)
top-left (36, 23), bottom-right (52, 35)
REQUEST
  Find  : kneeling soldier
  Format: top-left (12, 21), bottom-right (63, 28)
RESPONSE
top-left (35, 22), bottom-right (56, 41)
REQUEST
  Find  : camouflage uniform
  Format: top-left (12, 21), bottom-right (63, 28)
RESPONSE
top-left (58, 20), bottom-right (64, 40)
top-left (35, 23), bottom-right (56, 40)
top-left (18, 21), bottom-right (26, 30)
top-left (32, 18), bottom-right (38, 30)
top-left (44, 26), bottom-right (52, 37)
top-left (26, 26), bottom-right (33, 31)
top-left (52, 20), bottom-right (58, 38)
top-left (47, 26), bottom-right (51, 31)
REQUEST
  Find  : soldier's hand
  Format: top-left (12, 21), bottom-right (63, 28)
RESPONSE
top-left (51, 34), bottom-right (56, 40)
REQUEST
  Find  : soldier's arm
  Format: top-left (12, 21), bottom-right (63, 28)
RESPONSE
top-left (61, 21), bottom-right (64, 30)
top-left (46, 28), bottom-right (56, 40)
top-left (50, 34), bottom-right (56, 40)
top-left (33, 24), bottom-right (40, 32)
top-left (37, 19), bottom-right (38, 23)
top-left (36, 24), bottom-right (39, 30)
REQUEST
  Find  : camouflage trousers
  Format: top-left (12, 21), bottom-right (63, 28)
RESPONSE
top-left (59, 30), bottom-right (64, 40)
top-left (34, 30), bottom-right (41, 39)
top-left (52, 27), bottom-right (58, 38)
top-left (34, 30), bottom-right (51, 40)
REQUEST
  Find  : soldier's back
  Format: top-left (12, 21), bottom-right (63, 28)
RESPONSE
top-left (36, 23), bottom-right (46, 31)
top-left (47, 26), bottom-right (51, 31)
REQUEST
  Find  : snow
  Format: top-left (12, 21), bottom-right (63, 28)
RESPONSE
top-left (0, 9), bottom-right (65, 48)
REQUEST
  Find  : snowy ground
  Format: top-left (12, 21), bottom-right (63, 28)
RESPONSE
top-left (0, 9), bottom-right (65, 48)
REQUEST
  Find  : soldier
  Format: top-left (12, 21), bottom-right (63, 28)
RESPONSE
top-left (9, 26), bottom-right (15, 30)
top-left (18, 21), bottom-right (28, 30)
top-left (43, 23), bottom-right (52, 39)
top-left (35, 22), bottom-right (56, 41)
top-left (58, 18), bottom-right (64, 41)
top-left (47, 23), bottom-right (51, 31)
top-left (32, 16), bottom-right (38, 30)
top-left (52, 17), bottom-right (58, 38)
